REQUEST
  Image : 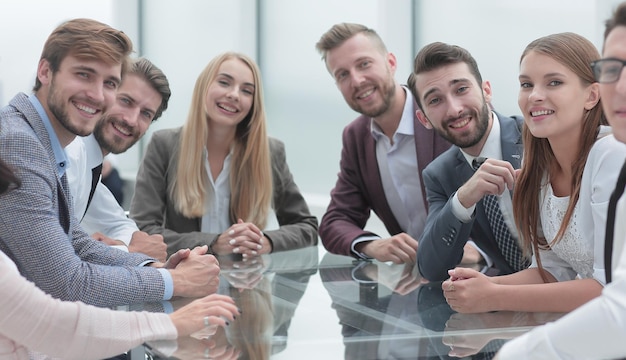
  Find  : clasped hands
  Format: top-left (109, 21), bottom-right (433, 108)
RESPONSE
top-left (151, 245), bottom-right (221, 298)
top-left (212, 219), bottom-right (272, 257)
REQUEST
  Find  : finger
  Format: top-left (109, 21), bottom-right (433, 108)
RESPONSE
top-left (166, 248), bottom-right (191, 268)
top-left (448, 267), bottom-right (478, 280)
top-left (237, 240), bottom-right (263, 252)
top-left (191, 245), bottom-right (209, 255)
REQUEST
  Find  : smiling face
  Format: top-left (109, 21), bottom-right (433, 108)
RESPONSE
top-left (205, 58), bottom-right (255, 131)
top-left (414, 62), bottom-right (491, 154)
top-left (325, 33), bottom-right (397, 118)
top-left (518, 51), bottom-right (598, 142)
top-left (93, 74), bottom-right (161, 154)
top-left (38, 54), bottom-right (121, 145)
top-left (600, 26), bottom-right (626, 143)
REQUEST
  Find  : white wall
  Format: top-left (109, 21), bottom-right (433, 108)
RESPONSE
top-left (415, 0), bottom-right (614, 117)
top-left (1, 0), bottom-right (624, 206)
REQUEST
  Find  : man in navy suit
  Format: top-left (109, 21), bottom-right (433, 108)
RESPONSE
top-left (316, 23), bottom-right (450, 264)
top-left (407, 42), bottom-right (528, 281)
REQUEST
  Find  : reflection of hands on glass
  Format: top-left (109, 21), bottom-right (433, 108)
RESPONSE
top-left (442, 311), bottom-right (565, 358)
top-left (218, 254), bottom-right (270, 290)
top-left (442, 312), bottom-right (518, 358)
top-left (357, 262), bottom-right (426, 295)
top-left (172, 330), bottom-right (241, 360)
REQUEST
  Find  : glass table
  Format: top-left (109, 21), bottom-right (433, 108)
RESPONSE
top-left (133, 246), bottom-right (564, 359)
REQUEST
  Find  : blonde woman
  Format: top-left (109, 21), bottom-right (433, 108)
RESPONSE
top-left (130, 52), bottom-right (318, 257)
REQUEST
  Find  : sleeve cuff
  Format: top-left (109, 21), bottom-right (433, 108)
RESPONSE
top-left (157, 268), bottom-right (174, 300)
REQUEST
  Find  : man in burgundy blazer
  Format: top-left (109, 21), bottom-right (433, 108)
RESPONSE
top-left (316, 23), bottom-right (450, 263)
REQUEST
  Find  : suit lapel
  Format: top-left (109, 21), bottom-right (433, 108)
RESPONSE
top-left (498, 114), bottom-right (524, 170)
top-left (10, 93), bottom-right (73, 233)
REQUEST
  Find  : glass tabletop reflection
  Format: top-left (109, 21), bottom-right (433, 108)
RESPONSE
top-left (136, 246), bottom-right (564, 360)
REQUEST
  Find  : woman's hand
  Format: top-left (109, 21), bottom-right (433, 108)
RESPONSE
top-left (169, 294), bottom-right (239, 337)
top-left (442, 268), bottom-right (499, 313)
top-left (212, 219), bottom-right (272, 256)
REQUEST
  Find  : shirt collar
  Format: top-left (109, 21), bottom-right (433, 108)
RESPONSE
top-left (460, 111), bottom-right (503, 165)
top-left (82, 134), bottom-right (105, 169)
top-left (370, 86), bottom-right (415, 140)
top-left (28, 94), bottom-right (69, 176)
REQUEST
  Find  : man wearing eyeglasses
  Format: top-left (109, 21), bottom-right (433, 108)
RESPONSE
top-left (495, 3), bottom-right (626, 359)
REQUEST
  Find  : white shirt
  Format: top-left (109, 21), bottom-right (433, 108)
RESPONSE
top-left (497, 187), bottom-right (626, 359)
top-left (497, 133), bottom-right (626, 359)
top-left (201, 148), bottom-right (232, 233)
top-left (66, 135), bottom-right (138, 248)
top-left (351, 88), bottom-right (427, 257)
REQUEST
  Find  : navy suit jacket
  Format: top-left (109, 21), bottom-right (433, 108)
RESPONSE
top-left (319, 97), bottom-right (451, 257)
top-left (418, 113), bottom-right (524, 281)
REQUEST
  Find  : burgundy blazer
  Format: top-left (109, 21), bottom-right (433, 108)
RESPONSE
top-left (319, 101), bottom-right (451, 257)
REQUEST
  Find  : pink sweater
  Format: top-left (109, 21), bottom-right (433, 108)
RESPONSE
top-left (0, 252), bottom-right (177, 360)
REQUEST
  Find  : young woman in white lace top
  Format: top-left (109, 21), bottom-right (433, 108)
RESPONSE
top-left (442, 32), bottom-right (626, 313)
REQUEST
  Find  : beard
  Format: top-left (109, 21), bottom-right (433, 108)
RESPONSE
top-left (93, 114), bottom-right (140, 154)
top-left (431, 100), bottom-right (491, 148)
top-left (47, 77), bottom-right (93, 137)
top-left (347, 71), bottom-right (396, 118)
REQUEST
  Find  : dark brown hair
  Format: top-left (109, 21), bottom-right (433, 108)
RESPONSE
top-left (407, 42), bottom-right (483, 109)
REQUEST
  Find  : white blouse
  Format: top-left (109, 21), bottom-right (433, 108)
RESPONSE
top-left (530, 131), bottom-right (626, 285)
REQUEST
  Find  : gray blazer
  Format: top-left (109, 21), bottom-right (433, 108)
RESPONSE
top-left (418, 113), bottom-right (524, 281)
top-left (130, 128), bottom-right (318, 256)
top-left (0, 93), bottom-right (166, 307)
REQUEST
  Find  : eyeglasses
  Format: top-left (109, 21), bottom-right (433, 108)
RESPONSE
top-left (591, 58), bottom-right (626, 83)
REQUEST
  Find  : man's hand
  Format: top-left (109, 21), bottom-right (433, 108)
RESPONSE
top-left (460, 243), bottom-right (484, 264)
top-left (128, 231), bottom-right (167, 262)
top-left (170, 245), bottom-right (221, 297)
top-left (457, 158), bottom-right (516, 208)
top-left (357, 233), bottom-right (418, 264)
top-left (91, 232), bottom-right (125, 246)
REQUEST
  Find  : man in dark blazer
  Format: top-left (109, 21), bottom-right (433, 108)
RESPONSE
top-left (407, 42), bottom-right (528, 281)
top-left (315, 23), bottom-right (450, 263)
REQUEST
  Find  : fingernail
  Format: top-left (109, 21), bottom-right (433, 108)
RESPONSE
top-left (226, 321), bottom-right (230, 326)
top-left (257, 244), bottom-right (262, 250)
top-left (233, 263), bottom-right (240, 269)
top-left (229, 229), bottom-right (235, 235)
top-left (251, 250), bottom-right (257, 255)
top-left (233, 247), bottom-right (240, 253)
top-left (229, 239), bottom-right (236, 245)
top-left (242, 253), bottom-right (248, 258)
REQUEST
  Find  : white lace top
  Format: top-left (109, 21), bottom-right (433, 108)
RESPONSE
top-left (531, 130), bottom-right (626, 284)
top-left (539, 187), bottom-right (593, 279)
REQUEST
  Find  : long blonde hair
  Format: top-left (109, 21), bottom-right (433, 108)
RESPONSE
top-left (512, 33), bottom-right (605, 278)
top-left (171, 52), bottom-right (272, 228)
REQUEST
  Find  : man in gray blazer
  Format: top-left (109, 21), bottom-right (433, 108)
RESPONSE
top-left (407, 42), bottom-right (528, 281)
top-left (0, 18), bottom-right (220, 307)
top-left (316, 23), bottom-right (450, 264)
